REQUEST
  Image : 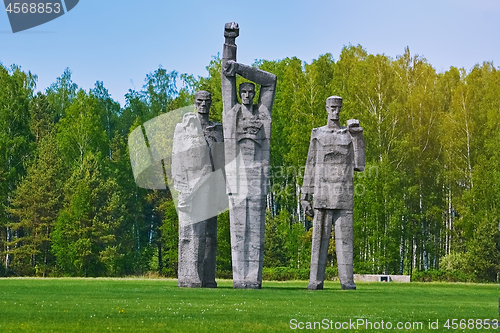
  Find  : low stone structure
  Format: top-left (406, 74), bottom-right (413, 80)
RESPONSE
top-left (354, 274), bottom-right (411, 283)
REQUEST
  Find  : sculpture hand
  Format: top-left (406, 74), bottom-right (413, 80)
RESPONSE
top-left (223, 60), bottom-right (238, 77)
top-left (224, 22), bottom-right (239, 38)
top-left (347, 119), bottom-right (359, 128)
top-left (347, 119), bottom-right (363, 133)
top-left (224, 22), bottom-right (239, 45)
top-left (301, 200), bottom-right (314, 217)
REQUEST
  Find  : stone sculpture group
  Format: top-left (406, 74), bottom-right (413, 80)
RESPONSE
top-left (171, 22), bottom-right (365, 290)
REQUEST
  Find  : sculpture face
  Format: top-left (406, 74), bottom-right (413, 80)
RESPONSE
top-left (239, 85), bottom-right (255, 106)
top-left (195, 94), bottom-right (212, 114)
top-left (326, 99), bottom-right (341, 121)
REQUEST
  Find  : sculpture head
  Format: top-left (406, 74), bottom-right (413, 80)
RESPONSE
top-left (194, 91), bottom-right (212, 114)
top-left (239, 82), bottom-right (255, 107)
top-left (326, 96), bottom-right (342, 122)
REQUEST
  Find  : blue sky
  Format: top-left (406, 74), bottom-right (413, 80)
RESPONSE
top-left (1, 0), bottom-right (499, 106)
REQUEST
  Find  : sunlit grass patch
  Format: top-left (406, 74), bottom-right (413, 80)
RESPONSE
top-left (0, 278), bottom-right (498, 332)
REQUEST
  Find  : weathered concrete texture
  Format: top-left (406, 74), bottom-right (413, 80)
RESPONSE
top-left (172, 91), bottom-right (225, 288)
top-left (221, 22), bottom-right (277, 289)
top-left (301, 96), bottom-right (365, 290)
top-left (228, 195), bottom-right (266, 288)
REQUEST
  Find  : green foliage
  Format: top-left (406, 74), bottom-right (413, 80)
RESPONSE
top-left (158, 198), bottom-right (178, 277)
top-left (439, 252), bottom-right (468, 272)
top-left (52, 155), bottom-right (104, 276)
top-left (57, 89), bottom-right (108, 167)
top-left (262, 267), bottom-right (309, 281)
top-left (46, 68), bottom-right (78, 121)
top-left (51, 153), bottom-right (129, 277)
top-left (411, 269), bottom-right (475, 282)
top-left (264, 210), bottom-right (309, 269)
top-left (0, 63), bottom-right (36, 274)
top-left (29, 92), bottom-right (56, 142)
top-left (215, 211), bottom-right (231, 274)
top-left (262, 266), bottom-right (338, 281)
top-left (8, 134), bottom-right (63, 276)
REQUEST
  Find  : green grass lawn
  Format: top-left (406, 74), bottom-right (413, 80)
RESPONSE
top-left (0, 278), bottom-right (498, 332)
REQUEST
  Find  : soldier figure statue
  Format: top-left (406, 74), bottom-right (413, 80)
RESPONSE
top-left (221, 22), bottom-right (277, 289)
top-left (301, 96), bottom-right (365, 290)
top-left (172, 91), bottom-right (224, 288)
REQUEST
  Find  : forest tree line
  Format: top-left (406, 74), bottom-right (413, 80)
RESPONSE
top-left (1, 45), bottom-right (499, 281)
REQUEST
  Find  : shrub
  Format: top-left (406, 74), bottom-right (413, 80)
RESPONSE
top-left (439, 252), bottom-right (468, 272)
top-left (262, 266), bottom-right (338, 281)
top-left (411, 269), bottom-right (475, 282)
top-left (216, 270), bottom-right (233, 279)
top-left (325, 266), bottom-right (338, 280)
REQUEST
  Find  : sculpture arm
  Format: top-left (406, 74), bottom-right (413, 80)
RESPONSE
top-left (221, 23), bottom-right (239, 113)
top-left (301, 134), bottom-right (317, 198)
top-left (301, 194), bottom-right (314, 218)
top-left (347, 119), bottom-right (365, 172)
top-left (301, 133), bottom-right (317, 217)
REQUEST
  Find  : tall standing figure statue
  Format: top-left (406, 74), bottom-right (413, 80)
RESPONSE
top-left (221, 22), bottom-right (277, 289)
top-left (172, 91), bottom-right (224, 288)
top-left (301, 96), bottom-right (365, 290)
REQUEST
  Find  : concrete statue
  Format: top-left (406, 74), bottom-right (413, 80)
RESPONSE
top-left (172, 91), bottom-right (224, 288)
top-left (301, 96), bottom-right (365, 290)
top-left (221, 22), bottom-right (277, 289)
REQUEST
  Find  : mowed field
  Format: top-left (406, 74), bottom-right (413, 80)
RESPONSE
top-left (0, 278), bottom-right (498, 332)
